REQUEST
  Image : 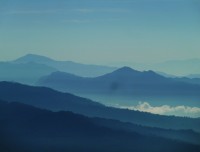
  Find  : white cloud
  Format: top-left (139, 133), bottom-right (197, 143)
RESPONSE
top-left (63, 19), bottom-right (91, 24)
top-left (71, 8), bottom-right (131, 13)
top-left (62, 18), bottom-right (121, 24)
top-left (4, 10), bottom-right (60, 15)
top-left (120, 102), bottom-right (200, 118)
top-left (3, 8), bottom-right (131, 16)
top-left (72, 9), bottom-right (95, 13)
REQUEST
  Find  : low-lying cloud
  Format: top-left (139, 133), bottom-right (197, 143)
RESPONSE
top-left (120, 102), bottom-right (200, 118)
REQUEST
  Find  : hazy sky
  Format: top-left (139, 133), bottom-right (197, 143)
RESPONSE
top-left (0, 0), bottom-right (200, 64)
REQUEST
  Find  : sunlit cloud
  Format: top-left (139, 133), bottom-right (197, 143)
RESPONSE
top-left (119, 102), bottom-right (200, 118)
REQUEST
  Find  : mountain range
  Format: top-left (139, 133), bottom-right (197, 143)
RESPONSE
top-left (0, 54), bottom-right (116, 85)
top-left (111, 59), bottom-right (200, 76)
top-left (1, 54), bottom-right (200, 86)
top-left (1, 100), bottom-right (199, 152)
top-left (0, 81), bottom-right (200, 132)
top-left (0, 61), bottom-right (56, 84)
top-left (14, 54), bottom-right (117, 77)
top-left (37, 66), bottom-right (200, 107)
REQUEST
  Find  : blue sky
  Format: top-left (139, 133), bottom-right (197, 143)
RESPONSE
top-left (0, 0), bottom-right (200, 64)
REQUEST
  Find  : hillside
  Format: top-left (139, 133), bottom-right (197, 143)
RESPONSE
top-left (0, 81), bottom-right (200, 132)
top-left (0, 101), bottom-right (199, 152)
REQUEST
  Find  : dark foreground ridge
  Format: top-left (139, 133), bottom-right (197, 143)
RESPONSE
top-left (0, 101), bottom-right (199, 152)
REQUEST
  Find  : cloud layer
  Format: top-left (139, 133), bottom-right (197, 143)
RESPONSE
top-left (120, 102), bottom-right (200, 118)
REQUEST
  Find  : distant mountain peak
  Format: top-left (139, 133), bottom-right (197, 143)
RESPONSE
top-left (14, 54), bottom-right (54, 63)
top-left (114, 66), bottom-right (140, 74)
top-left (97, 66), bottom-right (142, 79)
top-left (96, 66), bottom-right (167, 82)
top-left (119, 66), bottom-right (134, 71)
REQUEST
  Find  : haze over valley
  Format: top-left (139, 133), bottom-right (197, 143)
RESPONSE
top-left (1, 0), bottom-right (200, 151)
top-left (1, 54), bottom-right (200, 118)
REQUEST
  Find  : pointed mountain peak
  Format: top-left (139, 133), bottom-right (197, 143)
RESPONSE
top-left (114, 66), bottom-right (140, 74)
top-left (119, 66), bottom-right (133, 71)
top-left (100, 66), bottom-right (167, 81)
top-left (98, 66), bottom-right (142, 79)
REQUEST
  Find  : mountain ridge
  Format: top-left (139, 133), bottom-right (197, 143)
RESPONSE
top-left (1, 100), bottom-right (199, 152)
top-left (0, 81), bottom-right (200, 132)
top-left (37, 66), bottom-right (200, 100)
top-left (0, 62), bottom-right (56, 84)
top-left (13, 54), bottom-right (117, 77)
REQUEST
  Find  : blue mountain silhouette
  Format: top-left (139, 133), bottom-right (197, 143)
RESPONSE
top-left (1, 101), bottom-right (199, 152)
top-left (37, 66), bottom-right (200, 103)
top-left (14, 54), bottom-right (117, 77)
top-left (0, 81), bottom-right (200, 132)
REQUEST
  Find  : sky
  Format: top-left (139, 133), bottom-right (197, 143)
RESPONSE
top-left (0, 0), bottom-right (200, 64)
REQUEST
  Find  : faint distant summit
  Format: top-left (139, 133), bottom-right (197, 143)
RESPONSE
top-left (12, 53), bottom-right (117, 77)
top-left (115, 66), bottom-right (138, 73)
top-left (109, 66), bottom-right (140, 75)
top-left (100, 66), bottom-right (162, 80)
top-left (14, 54), bottom-right (54, 63)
